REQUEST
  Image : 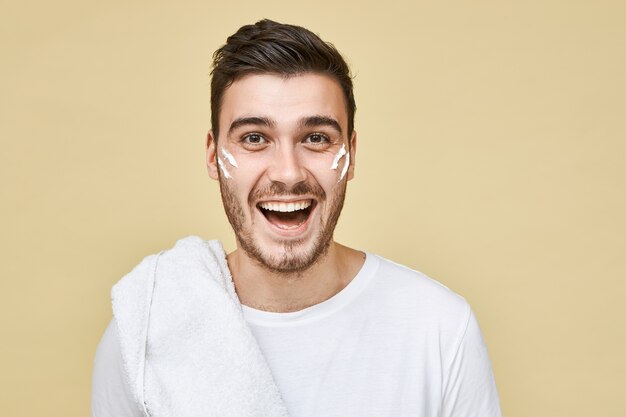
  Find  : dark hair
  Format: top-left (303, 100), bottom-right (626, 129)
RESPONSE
top-left (210, 19), bottom-right (356, 139)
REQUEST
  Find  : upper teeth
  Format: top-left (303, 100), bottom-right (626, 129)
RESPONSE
top-left (259, 200), bottom-right (312, 212)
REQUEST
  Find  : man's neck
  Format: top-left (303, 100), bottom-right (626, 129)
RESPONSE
top-left (226, 242), bottom-right (365, 313)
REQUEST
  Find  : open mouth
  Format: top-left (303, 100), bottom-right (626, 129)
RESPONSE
top-left (257, 199), bottom-right (316, 230)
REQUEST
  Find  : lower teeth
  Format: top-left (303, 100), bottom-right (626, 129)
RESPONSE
top-left (275, 221), bottom-right (305, 230)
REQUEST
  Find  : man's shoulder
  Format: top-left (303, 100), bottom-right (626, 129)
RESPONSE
top-left (365, 253), bottom-right (470, 320)
top-left (114, 236), bottom-right (226, 286)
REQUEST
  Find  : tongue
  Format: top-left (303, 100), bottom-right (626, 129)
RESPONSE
top-left (265, 210), bottom-right (308, 229)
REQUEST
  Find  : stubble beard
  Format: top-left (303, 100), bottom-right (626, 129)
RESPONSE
top-left (218, 177), bottom-right (347, 275)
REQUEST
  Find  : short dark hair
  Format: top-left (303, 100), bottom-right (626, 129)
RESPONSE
top-left (210, 19), bottom-right (356, 140)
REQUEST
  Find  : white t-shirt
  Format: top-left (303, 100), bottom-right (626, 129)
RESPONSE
top-left (91, 253), bottom-right (501, 417)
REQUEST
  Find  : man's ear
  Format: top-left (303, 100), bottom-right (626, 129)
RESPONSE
top-left (206, 131), bottom-right (219, 180)
top-left (346, 130), bottom-right (357, 181)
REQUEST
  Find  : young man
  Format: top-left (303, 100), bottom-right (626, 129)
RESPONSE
top-left (92, 19), bottom-right (502, 417)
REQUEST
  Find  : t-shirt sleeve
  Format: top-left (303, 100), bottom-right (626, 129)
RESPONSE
top-left (91, 319), bottom-right (145, 417)
top-left (441, 308), bottom-right (502, 417)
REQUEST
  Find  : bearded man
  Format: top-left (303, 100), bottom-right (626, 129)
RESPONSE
top-left (91, 19), bottom-right (502, 417)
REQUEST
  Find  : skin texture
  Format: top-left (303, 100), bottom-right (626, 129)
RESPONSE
top-left (206, 73), bottom-right (363, 312)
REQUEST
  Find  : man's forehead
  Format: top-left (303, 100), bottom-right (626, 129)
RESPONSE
top-left (219, 72), bottom-right (349, 134)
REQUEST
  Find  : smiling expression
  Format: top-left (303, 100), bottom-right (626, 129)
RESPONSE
top-left (207, 73), bottom-right (356, 273)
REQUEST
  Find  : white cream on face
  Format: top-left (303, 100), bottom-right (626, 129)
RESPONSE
top-left (217, 157), bottom-right (232, 179)
top-left (330, 144), bottom-right (350, 181)
top-left (339, 152), bottom-right (350, 181)
top-left (330, 144), bottom-right (346, 169)
top-left (221, 147), bottom-right (239, 168)
top-left (217, 147), bottom-right (238, 180)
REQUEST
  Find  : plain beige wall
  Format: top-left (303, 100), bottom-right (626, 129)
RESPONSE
top-left (1, 0), bottom-right (625, 416)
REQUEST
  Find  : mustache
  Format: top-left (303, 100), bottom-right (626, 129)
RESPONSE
top-left (249, 181), bottom-right (326, 204)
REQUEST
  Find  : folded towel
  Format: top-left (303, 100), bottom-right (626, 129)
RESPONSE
top-left (112, 236), bottom-right (289, 417)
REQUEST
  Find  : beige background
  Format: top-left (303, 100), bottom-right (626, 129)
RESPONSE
top-left (1, 0), bottom-right (625, 416)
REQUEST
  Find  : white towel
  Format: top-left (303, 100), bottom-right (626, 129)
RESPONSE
top-left (112, 236), bottom-right (289, 417)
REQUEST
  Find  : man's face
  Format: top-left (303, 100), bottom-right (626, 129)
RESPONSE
top-left (207, 73), bottom-right (356, 273)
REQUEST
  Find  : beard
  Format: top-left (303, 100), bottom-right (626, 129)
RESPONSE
top-left (218, 177), bottom-right (347, 274)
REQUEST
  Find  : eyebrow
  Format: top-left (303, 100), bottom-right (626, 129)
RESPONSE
top-left (300, 116), bottom-right (343, 136)
top-left (228, 116), bottom-right (275, 136)
top-left (227, 115), bottom-right (343, 136)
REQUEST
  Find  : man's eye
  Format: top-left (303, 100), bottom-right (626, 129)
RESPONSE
top-left (305, 133), bottom-right (329, 145)
top-left (243, 134), bottom-right (266, 145)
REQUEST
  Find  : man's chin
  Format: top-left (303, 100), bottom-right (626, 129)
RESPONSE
top-left (243, 237), bottom-right (331, 275)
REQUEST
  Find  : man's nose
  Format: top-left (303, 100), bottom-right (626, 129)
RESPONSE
top-left (266, 145), bottom-right (307, 188)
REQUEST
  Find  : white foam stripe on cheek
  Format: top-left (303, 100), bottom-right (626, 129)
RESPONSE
top-left (339, 152), bottom-right (350, 181)
top-left (221, 147), bottom-right (239, 168)
top-left (217, 157), bottom-right (232, 179)
top-left (330, 144), bottom-right (347, 170)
